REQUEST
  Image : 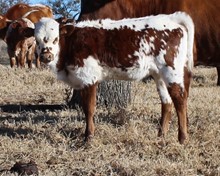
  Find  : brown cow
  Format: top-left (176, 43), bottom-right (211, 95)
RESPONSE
top-left (5, 18), bottom-right (36, 68)
top-left (3, 3), bottom-right (53, 22)
top-left (27, 12), bottom-right (194, 144)
top-left (0, 15), bottom-right (10, 40)
top-left (79, 0), bottom-right (220, 86)
top-left (0, 3), bottom-right (53, 38)
top-left (0, 3), bottom-right (53, 68)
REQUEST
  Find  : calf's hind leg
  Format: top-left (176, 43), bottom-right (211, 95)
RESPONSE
top-left (154, 78), bottom-right (173, 139)
top-left (168, 83), bottom-right (188, 144)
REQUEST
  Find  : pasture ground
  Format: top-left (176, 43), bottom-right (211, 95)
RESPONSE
top-left (0, 41), bottom-right (219, 175)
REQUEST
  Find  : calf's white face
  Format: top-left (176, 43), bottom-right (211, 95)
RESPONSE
top-left (34, 17), bottom-right (60, 64)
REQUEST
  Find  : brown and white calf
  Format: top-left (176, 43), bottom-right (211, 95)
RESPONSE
top-left (30, 12), bottom-right (194, 144)
top-left (5, 18), bottom-right (36, 68)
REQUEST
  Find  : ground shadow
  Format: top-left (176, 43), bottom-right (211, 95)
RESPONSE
top-left (0, 126), bottom-right (33, 138)
top-left (0, 104), bottom-right (67, 113)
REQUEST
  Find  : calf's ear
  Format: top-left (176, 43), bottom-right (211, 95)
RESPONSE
top-left (60, 25), bottom-right (75, 36)
top-left (0, 16), bottom-right (12, 29)
top-left (19, 27), bottom-right (35, 38)
top-left (5, 17), bottom-right (12, 22)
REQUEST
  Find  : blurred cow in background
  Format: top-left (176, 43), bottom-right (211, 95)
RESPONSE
top-left (0, 3), bottom-right (53, 41)
top-left (5, 18), bottom-right (36, 68)
top-left (0, 3), bottom-right (53, 68)
top-left (3, 3), bottom-right (53, 22)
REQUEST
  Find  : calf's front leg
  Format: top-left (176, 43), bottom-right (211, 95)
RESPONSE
top-left (80, 83), bottom-right (98, 141)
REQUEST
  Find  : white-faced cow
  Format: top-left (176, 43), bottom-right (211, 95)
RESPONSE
top-left (79, 0), bottom-right (220, 86)
top-left (28, 12), bottom-right (194, 144)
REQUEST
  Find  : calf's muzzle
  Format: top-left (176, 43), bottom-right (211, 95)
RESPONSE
top-left (40, 51), bottom-right (54, 64)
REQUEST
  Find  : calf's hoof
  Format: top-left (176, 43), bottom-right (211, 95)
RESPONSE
top-left (178, 133), bottom-right (188, 144)
top-left (84, 134), bottom-right (94, 143)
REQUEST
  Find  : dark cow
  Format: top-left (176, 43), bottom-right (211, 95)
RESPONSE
top-left (5, 18), bottom-right (36, 68)
top-left (79, 0), bottom-right (220, 85)
top-left (0, 3), bottom-right (53, 68)
top-left (29, 12), bottom-right (194, 144)
top-left (0, 3), bottom-right (53, 39)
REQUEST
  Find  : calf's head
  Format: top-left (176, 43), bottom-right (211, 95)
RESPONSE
top-left (6, 18), bottom-right (34, 49)
top-left (20, 18), bottom-right (71, 66)
top-left (34, 17), bottom-right (60, 64)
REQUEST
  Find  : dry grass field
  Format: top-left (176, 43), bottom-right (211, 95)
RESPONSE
top-left (0, 41), bottom-right (219, 175)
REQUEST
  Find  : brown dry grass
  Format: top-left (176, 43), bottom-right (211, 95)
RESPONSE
top-left (0, 50), bottom-right (219, 175)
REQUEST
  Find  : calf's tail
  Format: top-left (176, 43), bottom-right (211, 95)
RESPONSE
top-left (170, 11), bottom-right (195, 73)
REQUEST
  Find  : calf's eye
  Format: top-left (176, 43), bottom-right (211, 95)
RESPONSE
top-left (43, 37), bottom-right (48, 43)
top-left (53, 37), bottom-right (58, 44)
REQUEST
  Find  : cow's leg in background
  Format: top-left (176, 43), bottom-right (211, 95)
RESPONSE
top-left (80, 83), bottom-right (98, 141)
top-left (27, 50), bottom-right (33, 69)
top-left (216, 67), bottom-right (220, 86)
top-left (27, 44), bottom-right (36, 69)
top-left (36, 57), bottom-right (41, 68)
top-left (7, 48), bottom-right (16, 68)
top-left (19, 47), bottom-right (27, 68)
top-left (10, 57), bottom-right (16, 68)
top-left (35, 52), bottom-right (41, 68)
